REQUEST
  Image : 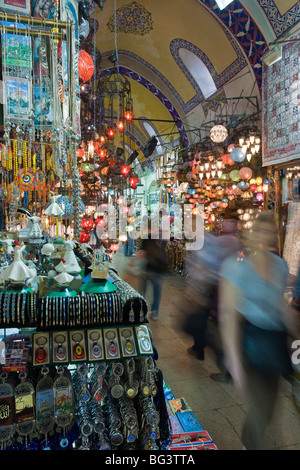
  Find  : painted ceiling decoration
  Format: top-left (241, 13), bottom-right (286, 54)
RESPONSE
top-left (259, 0), bottom-right (300, 36)
top-left (91, 0), bottom-right (300, 168)
top-left (107, 1), bottom-right (153, 35)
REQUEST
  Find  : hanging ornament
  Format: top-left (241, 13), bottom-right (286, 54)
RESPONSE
top-left (106, 127), bottom-right (116, 140)
top-left (116, 119), bottom-right (126, 133)
top-left (79, 231), bottom-right (91, 244)
top-left (210, 124), bottom-right (228, 143)
top-left (98, 148), bottom-right (107, 161)
top-left (81, 217), bottom-right (94, 231)
top-left (120, 165), bottom-right (131, 178)
top-left (230, 147), bottom-right (246, 163)
top-left (239, 167), bottom-right (253, 180)
top-left (78, 50), bottom-right (94, 83)
top-left (221, 154), bottom-right (234, 166)
top-left (229, 170), bottom-right (240, 182)
top-left (124, 109), bottom-right (134, 123)
top-left (76, 148), bottom-right (85, 159)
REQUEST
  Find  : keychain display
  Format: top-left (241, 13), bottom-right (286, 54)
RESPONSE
top-left (119, 327), bottom-right (137, 357)
top-left (52, 332), bottom-right (68, 364)
top-left (0, 372), bottom-right (15, 449)
top-left (33, 332), bottom-right (50, 366)
top-left (135, 325), bottom-right (153, 355)
top-left (70, 331), bottom-right (87, 362)
top-left (87, 329), bottom-right (104, 361)
top-left (14, 370), bottom-right (36, 446)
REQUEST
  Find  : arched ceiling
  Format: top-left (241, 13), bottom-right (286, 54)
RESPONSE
top-left (90, 0), bottom-right (300, 164)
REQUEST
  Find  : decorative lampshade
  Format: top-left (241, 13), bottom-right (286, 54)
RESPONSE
top-left (124, 109), bottom-right (134, 123)
top-left (110, 243), bottom-right (120, 252)
top-left (120, 165), bottom-right (131, 178)
top-left (230, 147), bottom-right (246, 163)
top-left (79, 231), bottom-right (91, 243)
top-left (81, 217), bottom-right (94, 231)
top-left (239, 167), bottom-right (253, 180)
top-left (210, 125), bottom-right (228, 143)
top-left (229, 169), bottom-right (240, 182)
top-left (256, 192), bottom-right (264, 202)
top-left (78, 50), bottom-right (94, 83)
top-left (76, 148), bottom-right (85, 159)
top-left (116, 119), bottom-right (126, 132)
top-left (106, 127), bottom-right (116, 140)
top-left (222, 154), bottom-right (235, 166)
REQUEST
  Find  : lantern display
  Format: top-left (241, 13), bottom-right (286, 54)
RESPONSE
top-left (256, 192), bottom-right (264, 202)
top-left (120, 165), bottom-right (131, 178)
top-left (77, 148), bottom-right (85, 159)
top-left (221, 154), bottom-right (235, 166)
top-left (230, 147), bottom-right (246, 163)
top-left (210, 125), bottom-right (228, 143)
top-left (229, 170), bottom-right (240, 182)
top-left (110, 243), bottom-right (120, 252)
top-left (81, 217), bottom-right (94, 231)
top-left (79, 231), bottom-right (91, 243)
top-left (98, 148), bottom-right (107, 161)
top-left (116, 119), bottom-right (126, 132)
top-left (78, 50), bottom-right (94, 83)
top-left (129, 176), bottom-right (139, 189)
top-left (124, 109), bottom-right (134, 123)
top-left (239, 167), bottom-right (253, 180)
top-left (237, 181), bottom-right (248, 190)
top-left (106, 127), bottom-right (116, 140)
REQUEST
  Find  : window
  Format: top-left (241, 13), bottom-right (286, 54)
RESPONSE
top-left (178, 48), bottom-right (217, 99)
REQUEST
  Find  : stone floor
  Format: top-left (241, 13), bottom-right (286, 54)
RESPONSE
top-left (112, 250), bottom-right (300, 451)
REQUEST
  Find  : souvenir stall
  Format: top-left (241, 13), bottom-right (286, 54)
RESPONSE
top-left (0, 1), bottom-right (172, 453)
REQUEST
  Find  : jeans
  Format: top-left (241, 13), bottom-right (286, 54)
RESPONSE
top-left (141, 271), bottom-right (162, 318)
top-left (123, 237), bottom-right (135, 256)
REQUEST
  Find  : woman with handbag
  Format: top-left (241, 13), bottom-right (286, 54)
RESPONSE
top-left (219, 212), bottom-right (294, 450)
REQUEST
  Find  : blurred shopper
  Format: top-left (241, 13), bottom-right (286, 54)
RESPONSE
top-left (138, 231), bottom-right (168, 320)
top-left (184, 223), bottom-right (242, 364)
top-left (184, 231), bottom-right (220, 360)
top-left (219, 212), bottom-right (294, 450)
top-left (123, 234), bottom-right (135, 257)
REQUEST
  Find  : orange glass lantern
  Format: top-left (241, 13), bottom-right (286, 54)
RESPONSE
top-left (110, 243), bottom-right (120, 252)
top-left (222, 154), bottom-right (235, 166)
top-left (98, 148), bottom-right (107, 161)
top-left (120, 165), bottom-right (131, 178)
top-left (106, 127), bottom-right (116, 140)
top-left (79, 231), bottom-right (91, 243)
top-left (116, 119), bottom-right (126, 133)
top-left (81, 217), bottom-right (94, 232)
top-left (124, 109), bottom-right (134, 123)
top-left (78, 50), bottom-right (94, 83)
top-left (76, 148), bottom-right (85, 159)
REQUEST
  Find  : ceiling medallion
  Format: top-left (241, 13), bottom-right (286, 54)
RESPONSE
top-left (107, 1), bottom-right (153, 36)
top-left (210, 124), bottom-right (228, 143)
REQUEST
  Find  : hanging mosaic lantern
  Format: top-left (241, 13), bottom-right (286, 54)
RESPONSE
top-left (81, 217), bottom-right (94, 231)
top-left (79, 231), bottom-right (91, 243)
top-left (239, 167), bottom-right (253, 180)
top-left (78, 50), bottom-right (94, 83)
top-left (210, 125), bottom-right (228, 143)
top-left (120, 165), bottom-right (131, 178)
top-left (229, 169), bottom-right (240, 182)
top-left (230, 147), bottom-right (246, 163)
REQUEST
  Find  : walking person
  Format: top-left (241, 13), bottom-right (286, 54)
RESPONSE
top-left (219, 212), bottom-right (294, 450)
